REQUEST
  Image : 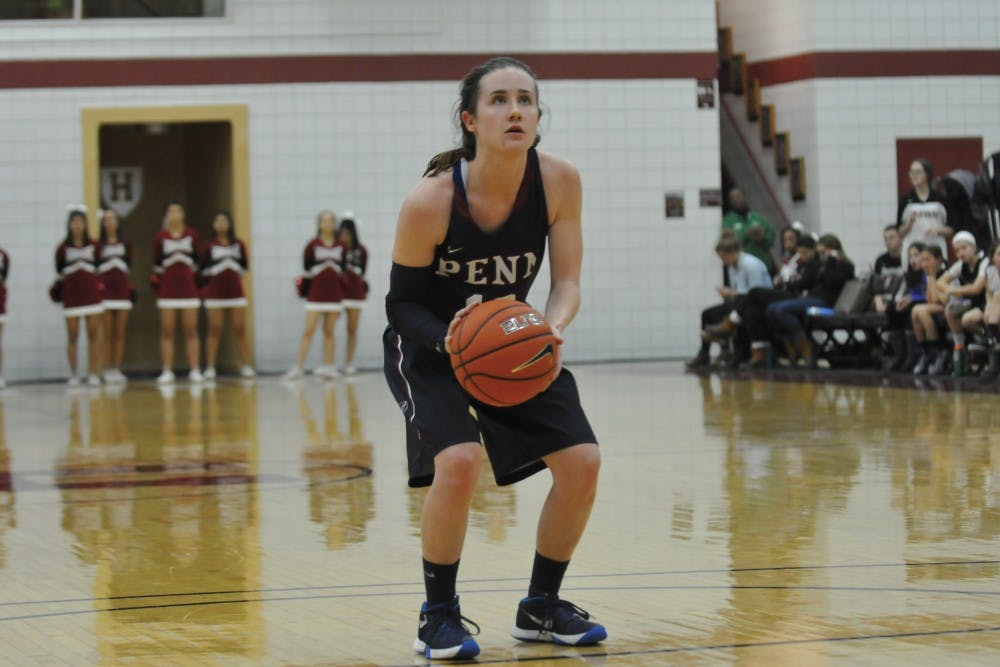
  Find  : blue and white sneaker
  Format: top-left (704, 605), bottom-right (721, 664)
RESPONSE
top-left (510, 595), bottom-right (607, 646)
top-left (413, 596), bottom-right (480, 660)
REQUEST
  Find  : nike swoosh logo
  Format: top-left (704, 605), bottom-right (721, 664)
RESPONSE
top-left (447, 246), bottom-right (463, 254)
top-left (511, 343), bottom-right (554, 373)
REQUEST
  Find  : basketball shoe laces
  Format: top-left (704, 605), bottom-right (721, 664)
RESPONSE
top-left (423, 602), bottom-right (481, 643)
top-left (530, 597), bottom-right (594, 631)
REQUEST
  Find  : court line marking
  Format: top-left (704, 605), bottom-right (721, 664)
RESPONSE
top-left (2, 559), bottom-right (996, 607)
top-left (396, 624), bottom-right (1000, 666)
top-left (2, 584), bottom-right (998, 622)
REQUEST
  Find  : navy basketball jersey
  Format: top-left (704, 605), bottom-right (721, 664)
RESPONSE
top-left (425, 147), bottom-right (549, 322)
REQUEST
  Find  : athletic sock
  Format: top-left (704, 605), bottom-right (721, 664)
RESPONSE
top-left (954, 333), bottom-right (966, 349)
top-left (423, 558), bottom-right (459, 605)
top-left (528, 551), bottom-right (569, 598)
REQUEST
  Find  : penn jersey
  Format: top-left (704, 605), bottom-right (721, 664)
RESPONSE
top-left (426, 147), bottom-right (549, 324)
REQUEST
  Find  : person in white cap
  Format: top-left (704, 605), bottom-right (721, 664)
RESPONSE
top-left (932, 230), bottom-right (988, 376)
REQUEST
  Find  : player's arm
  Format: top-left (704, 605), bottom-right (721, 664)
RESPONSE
top-left (386, 176), bottom-right (455, 354)
top-left (542, 155), bottom-right (583, 334)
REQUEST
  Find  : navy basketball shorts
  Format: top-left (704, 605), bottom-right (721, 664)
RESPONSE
top-left (383, 327), bottom-right (598, 488)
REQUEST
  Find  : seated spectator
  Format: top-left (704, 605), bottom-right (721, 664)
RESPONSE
top-left (910, 246), bottom-right (948, 374)
top-left (706, 235), bottom-right (821, 367)
top-left (879, 242), bottom-right (927, 371)
top-left (774, 226), bottom-right (802, 289)
top-left (898, 158), bottom-right (951, 260)
top-left (764, 234), bottom-right (855, 367)
top-left (873, 224), bottom-right (903, 275)
top-left (723, 187), bottom-right (776, 274)
top-left (981, 241), bottom-right (1000, 379)
top-left (936, 231), bottom-right (988, 376)
top-left (686, 236), bottom-right (772, 369)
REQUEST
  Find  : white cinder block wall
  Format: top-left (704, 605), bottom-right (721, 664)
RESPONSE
top-left (0, 1), bottom-right (722, 381)
top-left (719, 0), bottom-right (1000, 268)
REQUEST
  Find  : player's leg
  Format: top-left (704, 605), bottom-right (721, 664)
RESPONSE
top-left (414, 442), bottom-right (483, 659)
top-left (511, 443), bottom-right (606, 646)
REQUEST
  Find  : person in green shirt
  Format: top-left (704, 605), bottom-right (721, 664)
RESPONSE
top-left (722, 188), bottom-right (776, 274)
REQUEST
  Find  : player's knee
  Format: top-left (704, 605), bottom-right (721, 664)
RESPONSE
top-left (555, 446), bottom-right (600, 496)
top-left (434, 446), bottom-right (482, 495)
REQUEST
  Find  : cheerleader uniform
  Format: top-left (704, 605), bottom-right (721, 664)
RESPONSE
top-left (96, 241), bottom-right (133, 311)
top-left (341, 244), bottom-right (368, 309)
top-left (303, 239), bottom-right (345, 312)
top-left (0, 248), bottom-right (8, 324)
top-left (153, 228), bottom-right (200, 309)
top-left (55, 241), bottom-right (104, 318)
top-left (200, 239), bottom-right (249, 309)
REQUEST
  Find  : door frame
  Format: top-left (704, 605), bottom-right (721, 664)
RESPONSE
top-left (81, 105), bottom-right (254, 365)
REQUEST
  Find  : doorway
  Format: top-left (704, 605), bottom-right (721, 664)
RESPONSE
top-left (82, 106), bottom-right (252, 375)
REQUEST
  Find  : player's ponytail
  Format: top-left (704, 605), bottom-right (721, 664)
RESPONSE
top-left (424, 56), bottom-right (541, 178)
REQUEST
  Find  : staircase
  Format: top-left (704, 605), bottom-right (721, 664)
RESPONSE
top-left (718, 26), bottom-right (806, 229)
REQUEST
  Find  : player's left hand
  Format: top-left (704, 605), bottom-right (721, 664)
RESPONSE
top-left (550, 323), bottom-right (565, 379)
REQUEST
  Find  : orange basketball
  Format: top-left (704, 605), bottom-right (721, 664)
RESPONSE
top-left (449, 300), bottom-right (559, 407)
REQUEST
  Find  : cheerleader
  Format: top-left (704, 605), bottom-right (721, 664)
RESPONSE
top-left (337, 215), bottom-right (368, 375)
top-left (152, 202), bottom-right (202, 384)
top-left (200, 210), bottom-right (255, 379)
top-left (286, 210), bottom-right (344, 379)
top-left (96, 209), bottom-right (133, 384)
top-left (0, 245), bottom-right (9, 389)
top-left (56, 208), bottom-right (104, 386)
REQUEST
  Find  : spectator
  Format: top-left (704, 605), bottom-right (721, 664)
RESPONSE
top-left (705, 235), bottom-right (822, 368)
top-left (910, 246), bottom-right (948, 375)
top-left (980, 240), bottom-right (1000, 379)
top-left (935, 231), bottom-right (988, 377)
top-left (898, 158), bottom-right (950, 260)
top-left (722, 188), bottom-right (776, 274)
top-left (686, 236), bottom-right (771, 369)
top-left (873, 224), bottom-right (903, 275)
top-left (879, 242), bottom-right (927, 371)
top-left (774, 226), bottom-right (802, 289)
top-left (764, 234), bottom-right (855, 367)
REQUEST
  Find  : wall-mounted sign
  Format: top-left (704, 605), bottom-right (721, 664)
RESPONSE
top-left (665, 191), bottom-right (685, 218)
top-left (100, 166), bottom-right (143, 219)
top-left (696, 79), bottom-right (715, 109)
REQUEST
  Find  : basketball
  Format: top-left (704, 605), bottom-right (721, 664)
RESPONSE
top-left (449, 299), bottom-right (559, 407)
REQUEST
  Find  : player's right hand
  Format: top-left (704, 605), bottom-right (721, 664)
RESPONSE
top-left (444, 302), bottom-right (479, 355)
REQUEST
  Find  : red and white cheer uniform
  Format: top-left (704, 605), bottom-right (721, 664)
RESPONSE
top-left (56, 241), bottom-right (104, 317)
top-left (303, 239), bottom-right (345, 312)
top-left (200, 239), bottom-right (249, 309)
top-left (153, 228), bottom-right (200, 309)
top-left (96, 241), bottom-right (133, 311)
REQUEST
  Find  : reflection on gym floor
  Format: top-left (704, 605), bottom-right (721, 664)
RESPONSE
top-left (0, 365), bottom-right (997, 665)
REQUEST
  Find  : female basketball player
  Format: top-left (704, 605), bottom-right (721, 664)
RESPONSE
top-left (96, 209), bottom-right (133, 383)
top-left (56, 209), bottom-right (104, 386)
top-left (152, 202), bottom-right (202, 384)
top-left (384, 57), bottom-right (606, 660)
top-left (286, 211), bottom-right (344, 379)
top-left (0, 245), bottom-right (9, 388)
top-left (337, 215), bottom-right (367, 375)
top-left (200, 210), bottom-right (255, 379)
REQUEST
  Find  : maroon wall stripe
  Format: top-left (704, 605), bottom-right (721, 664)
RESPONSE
top-left (0, 52), bottom-right (718, 89)
top-left (748, 50), bottom-right (1000, 87)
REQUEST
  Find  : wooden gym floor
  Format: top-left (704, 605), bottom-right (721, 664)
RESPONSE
top-left (0, 362), bottom-right (997, 665)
